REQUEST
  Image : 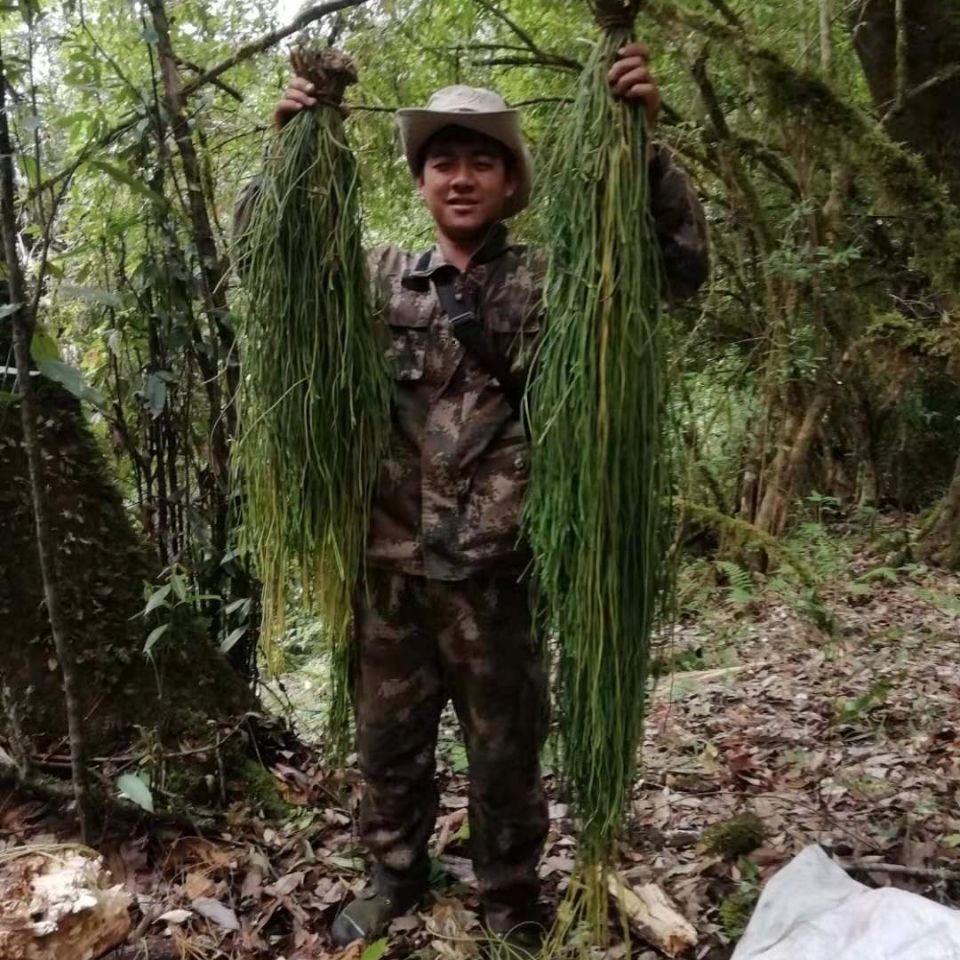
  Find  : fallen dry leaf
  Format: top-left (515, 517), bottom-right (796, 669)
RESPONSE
top-left (191, 897), bottom-right (240, 931)
top-left (264, 870), bottom-right (304, 898)
top-left (182, 871), bottom-right (215, 901)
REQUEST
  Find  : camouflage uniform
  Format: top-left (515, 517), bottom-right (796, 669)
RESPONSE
top-left (355, 145), bottom-right (708, 922)
top-left (353, 569), bottom-right (548, 924)
top-left (235, 145), bottom-right (709, 924)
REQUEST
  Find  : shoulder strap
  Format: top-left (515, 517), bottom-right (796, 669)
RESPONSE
top-left (417, 250), bottom-right (525, 421)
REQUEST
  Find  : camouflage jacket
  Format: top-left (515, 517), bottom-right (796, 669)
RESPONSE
top-left (235, 146), bottom-right (709, 581)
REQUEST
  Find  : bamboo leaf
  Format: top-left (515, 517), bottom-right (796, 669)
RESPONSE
top-left (361, 939), bottom-right (388, 960)
top-left (143, 372), bottom-right (168, 418)
top-left (117, 772), bottom-right (154, 812)
top-left (143, 623), bottom-right (169, 655)
top-left (17, 153), bottom-right (39, 189)
top-left (220, 625), bottom-right (247, 653)
top-left (36, 359), bottom-right (104, 407)
top-left (191, 898), bottom-right (239, 931)
top-left (58, 283), bottom-right (123, 308)
top-left (29, 329), bottom-right (60, 363)
top-left (144, 583), bottom-right (172, 615)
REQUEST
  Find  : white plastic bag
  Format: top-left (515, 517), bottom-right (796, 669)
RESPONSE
top-left (732, 845), bottom-right (960, 960)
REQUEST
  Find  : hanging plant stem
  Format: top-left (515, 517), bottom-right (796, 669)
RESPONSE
top-left (525, 0), bottom-right (668, 937)
top-left (233, 47), bottom-right (389, 747)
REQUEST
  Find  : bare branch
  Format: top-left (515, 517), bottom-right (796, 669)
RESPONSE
top-left (33, 0), bottom-right (372, 198)
top-left (472, 0), bottom-right (582, 71)
top-left (473, 0), bottom-right (542, 55)
top-left (176, 56), bottom-right (244, 102)
top-left (471, 55), bottom-right (581, 73)
top-left (844, 860), bottom-right (960, 883)
top-left (179, 0), bottom-right (372, 98)
top-left (509, 96), bottom-right (573, 107)
top-left (882, 61), bottom-right (960, 124)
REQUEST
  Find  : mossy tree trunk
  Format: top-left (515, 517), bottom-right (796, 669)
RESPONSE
top-left (0, 43), bottom-right (92, 834)
top-left (0, 366), bottom-right (258, 756)
top-left (851, 0), bottom-right (960, 560)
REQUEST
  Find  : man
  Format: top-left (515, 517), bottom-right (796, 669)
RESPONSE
top-left (251, 42), bottom-right (708, 949)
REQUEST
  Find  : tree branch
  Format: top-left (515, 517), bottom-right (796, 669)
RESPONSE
top-left (144, 0), bottom-right (239, 643)
top-left (32, 0), bottom-right (372, 198)
top-left (176, 56), bottom-right (244, 102)
top-left (882, 62), bottom-right (960, 124)
top-left (472, 0), bottom-right (582, 71)
top-left (894, 0), bottom-right (907, 112)
top-left (844, 860), bottom-right (960, 883)
top-left (704, 0), bottom-right (743, 28)
top-left (690, 44), bottom-right (776, 251)
top-left (471, 55), bottom-right (581, 73)
top-left (509, 96), bottom-right (573, 107)
top-left (179, 0), bottom-right (371, 98)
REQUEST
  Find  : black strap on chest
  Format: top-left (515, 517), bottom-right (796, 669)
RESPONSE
top-left (416, 250), bottom-right (525, 420)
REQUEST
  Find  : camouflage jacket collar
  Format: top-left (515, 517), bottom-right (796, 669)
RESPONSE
top-left (400, 221), bottom-right (513, 289)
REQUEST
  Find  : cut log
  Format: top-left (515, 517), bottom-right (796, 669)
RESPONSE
top-left (608, 874), bottom-right (697, 957)
top-left (0, 850), bottom-right (131, 959)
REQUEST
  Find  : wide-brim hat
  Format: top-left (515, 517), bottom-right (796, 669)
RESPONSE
top-left (396, 85), bottom-right (534, 219)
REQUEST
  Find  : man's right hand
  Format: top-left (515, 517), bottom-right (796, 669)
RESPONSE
top-left (273, 77), bottom-right (317, 130)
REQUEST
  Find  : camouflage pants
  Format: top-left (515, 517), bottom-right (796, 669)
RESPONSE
top-left (352, 568), bottom-right (549, 919)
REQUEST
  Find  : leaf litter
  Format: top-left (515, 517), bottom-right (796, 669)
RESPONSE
top-left (3, 547), bottom-right (960, 959)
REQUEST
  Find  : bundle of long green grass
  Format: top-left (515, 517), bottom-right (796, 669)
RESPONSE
top-left (235, 48), bottom-right (389, 724)
top-left (524, 0), bottom-right (666, 918)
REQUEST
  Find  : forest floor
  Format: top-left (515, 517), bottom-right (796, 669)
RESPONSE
top-left (4, 524), bottom-right (960, 959)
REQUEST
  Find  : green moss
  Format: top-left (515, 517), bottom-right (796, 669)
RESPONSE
top-left (702, 813), bottom-right (767, 859)
top-left (236, 759), bottom-right (290, 819)
top-left (719, 886), bottom-right (759, 940)
top-left (656, 1), bottom-right (960, 292)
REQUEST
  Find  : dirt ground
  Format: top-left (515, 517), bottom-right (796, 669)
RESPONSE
top-left (3, 545), bottom-right (960, 959)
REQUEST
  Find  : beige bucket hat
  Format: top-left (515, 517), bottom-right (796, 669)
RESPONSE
top-left (396, 85), bottom-right (534, 218)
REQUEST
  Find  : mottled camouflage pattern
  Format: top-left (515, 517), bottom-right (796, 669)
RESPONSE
top-left (365, 223), bottom-right (543, 579)
top-left (353, 568), bottom-right (548, 921)
top-left (364, 144), bottom-right (707, 578)
top-left (233, 144), bottom-right (709, 582)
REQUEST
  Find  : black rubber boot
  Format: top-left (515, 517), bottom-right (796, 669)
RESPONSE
top-left (331, 863), bottom-right (428, 947)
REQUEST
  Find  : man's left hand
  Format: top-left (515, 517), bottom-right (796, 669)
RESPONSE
top-left (608, 42), bottom-right (661, 128)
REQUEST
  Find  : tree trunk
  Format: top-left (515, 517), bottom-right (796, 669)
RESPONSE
top-left (852, 0), bottom-right (960, 559)
top-left (851, 0), bottom-right (960, 201)
top-left (143, 0), bottom-right (261, 675)
top-left (754, 354), bottom-right (855, 537)
top-left (917, 451), bottom-right (960, 567)
top-left (0, 41), bottom-right (91, 835)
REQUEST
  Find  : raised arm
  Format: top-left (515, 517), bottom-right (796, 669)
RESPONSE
top-left (648, 145), bottom-right (710, 301)
top-left (231, 76), bottom-right (328, 277)
top-left (609, 41), bottom-right (711, 300)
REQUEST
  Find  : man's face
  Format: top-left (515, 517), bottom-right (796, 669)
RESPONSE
top-left (416, 131), bottom-right (516, 241)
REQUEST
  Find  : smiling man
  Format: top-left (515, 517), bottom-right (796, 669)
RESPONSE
top-left (240, 43), bottom-right (709, 951)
